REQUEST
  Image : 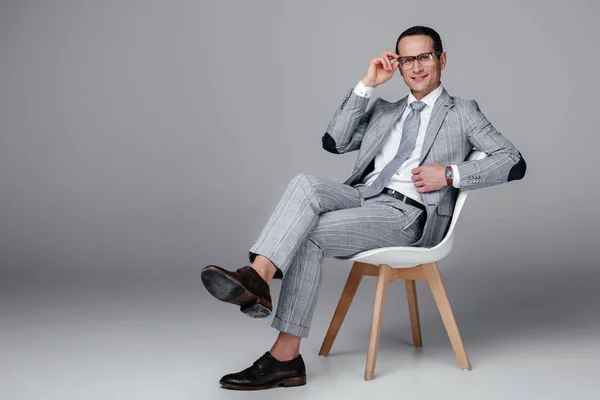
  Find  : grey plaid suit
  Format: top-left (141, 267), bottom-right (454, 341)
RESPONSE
top-left (249, 86), bottom-right (526, 338)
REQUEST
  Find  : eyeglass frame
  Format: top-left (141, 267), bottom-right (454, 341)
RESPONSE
top-left (394, 51), bottom-right (443, 69)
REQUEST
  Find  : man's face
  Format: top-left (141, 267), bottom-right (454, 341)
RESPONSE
top-left (397, 35), bottom-right (446, 99)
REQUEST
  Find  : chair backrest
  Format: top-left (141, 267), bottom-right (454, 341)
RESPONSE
top-left (429, 150), bottom-right (487, 251)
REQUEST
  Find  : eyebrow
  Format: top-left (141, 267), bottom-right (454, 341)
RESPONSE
top-left (399, 52), bottom-right (435, 57)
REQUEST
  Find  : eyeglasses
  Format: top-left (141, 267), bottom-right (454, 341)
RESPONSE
top-left (395, 51), bottom-right (442, 69)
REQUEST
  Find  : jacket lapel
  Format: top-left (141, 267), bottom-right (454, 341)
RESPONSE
top-left (419, 89), bottom-right (454, 165)
top-left (364, 97), bottom-right (407, 161)
top-left (353, 97), bottom-right (408, 171)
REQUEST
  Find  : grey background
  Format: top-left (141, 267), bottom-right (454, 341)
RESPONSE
top-left (1, 1), bottom-right (599, 399)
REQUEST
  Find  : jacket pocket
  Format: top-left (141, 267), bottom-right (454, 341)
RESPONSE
top-left (401, 208), bottom-right (425, 232)
top-left (436, 201), bottom-right (454, 216)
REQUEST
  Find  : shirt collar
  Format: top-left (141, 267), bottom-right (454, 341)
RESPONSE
top-left (407, 83), bottom-right (444, 110)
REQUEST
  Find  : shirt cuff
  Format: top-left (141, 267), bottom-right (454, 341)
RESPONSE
top-left (353, 80), bottom-right (374, 98)
top-left (451, 165), bottom-right (461, 188)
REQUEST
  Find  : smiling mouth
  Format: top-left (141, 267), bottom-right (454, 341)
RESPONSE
top-left (412, 74), bottom-right (428, 81)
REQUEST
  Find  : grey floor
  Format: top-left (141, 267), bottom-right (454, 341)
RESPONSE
top-left (2, 260), bottom-right (599, 400)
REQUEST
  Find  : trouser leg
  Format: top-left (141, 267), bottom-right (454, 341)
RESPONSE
top-left (271, 196), bottom-right (425, 338)
top-left (248, 173), bottom-right (361, 277)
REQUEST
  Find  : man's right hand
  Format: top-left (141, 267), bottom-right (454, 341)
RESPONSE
top-left (361, 51), bottom-right (400, 88)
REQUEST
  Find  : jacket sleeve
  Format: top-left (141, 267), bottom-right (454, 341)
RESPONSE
top-left (322, 88), bottom-right (380, 154)
top-left (456, 100), bottom-right (527, 190)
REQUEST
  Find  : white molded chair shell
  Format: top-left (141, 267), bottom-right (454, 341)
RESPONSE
top-left (346, 150), bottom-right (487, 269)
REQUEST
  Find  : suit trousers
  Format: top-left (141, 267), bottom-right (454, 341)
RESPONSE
top-left (248, 173), bottom-right (425, 338)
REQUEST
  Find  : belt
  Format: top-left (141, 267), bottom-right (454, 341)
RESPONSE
top-left (382, 188), bottom-right (426, 212)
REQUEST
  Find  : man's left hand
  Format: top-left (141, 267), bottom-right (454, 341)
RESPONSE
top-left (411, 163), bottom-right (448, 193)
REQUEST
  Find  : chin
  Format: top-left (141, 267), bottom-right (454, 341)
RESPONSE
top-left (413, 84), bottom-right (433, 95)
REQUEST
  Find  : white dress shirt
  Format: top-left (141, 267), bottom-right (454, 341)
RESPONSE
top-left (353, 81), bottom-right (461, 204)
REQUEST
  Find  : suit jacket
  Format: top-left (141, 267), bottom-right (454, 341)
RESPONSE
top-left (322, 87), bottom-right (526, 248)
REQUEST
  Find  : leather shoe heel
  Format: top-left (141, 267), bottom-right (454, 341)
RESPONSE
top-left (279, 376), bottom-right (307, 387)
top-left (240, 299), bottom-right (271, 318)
top-left (201, 265), bottom-right (273, 318)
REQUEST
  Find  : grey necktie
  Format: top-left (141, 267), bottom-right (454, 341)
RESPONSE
top-left (362, 101), bottom-right (427, 198)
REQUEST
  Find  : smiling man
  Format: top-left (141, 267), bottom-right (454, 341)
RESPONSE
top-left (201, 26), bottom-right (526, 390)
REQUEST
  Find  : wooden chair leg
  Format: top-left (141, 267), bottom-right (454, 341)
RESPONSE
top-left (405, 279), bottom-right (423, 348)
top-left (319, 262), bottom-right (366, 357)
top-left (424, 262), bottom-right (471, 370)
top-left (365, 264), bottom-right (391, 380)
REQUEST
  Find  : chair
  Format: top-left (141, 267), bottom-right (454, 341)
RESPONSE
top-left (319, 150), bottom-right (486, 380)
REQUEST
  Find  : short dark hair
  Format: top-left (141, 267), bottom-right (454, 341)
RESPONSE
top-left (395, 26), bottom-right (443, 54)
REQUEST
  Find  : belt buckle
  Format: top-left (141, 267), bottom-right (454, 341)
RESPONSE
top-left (388, 189), bottom-right (406, 202)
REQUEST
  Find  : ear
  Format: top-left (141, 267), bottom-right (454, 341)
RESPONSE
top-left (439, 52), bottom-right (447, 70)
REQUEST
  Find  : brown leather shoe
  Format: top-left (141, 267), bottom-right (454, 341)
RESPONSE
top-left (201, 265), bottom-right (272, 318)
top-left (219, 352), bottom-right (307, 390)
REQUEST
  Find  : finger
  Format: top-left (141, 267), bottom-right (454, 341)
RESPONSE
top-left (372, 56), bottom-right (385, 67)
top-left (411, 167), bottom-right (421, 175)
top-left (383, 50), bottom-right (400, 59)
top-left (411, 174), bottom-right (421, 182)
top-left (380, 53), bottom-right (394, 71)
top-left (384, 55), bottom-right (392, 71)
top-left (380, 56), bottom-right (391, 71)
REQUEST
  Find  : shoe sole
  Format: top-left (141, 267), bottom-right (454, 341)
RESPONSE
top-left (219, 375), bottom-right (307, 390)
top-left (201, 266), bottom-right (272, 318)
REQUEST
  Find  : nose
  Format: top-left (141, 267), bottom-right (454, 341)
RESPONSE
top-left (411, 60), bottom-right (424, 73)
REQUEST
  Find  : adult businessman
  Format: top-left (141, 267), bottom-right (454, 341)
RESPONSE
top-left (201, 26), bottom-right (526, 390)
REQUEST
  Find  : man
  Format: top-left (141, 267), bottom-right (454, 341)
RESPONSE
top-left (201, 26), bottom-right (526, 390)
